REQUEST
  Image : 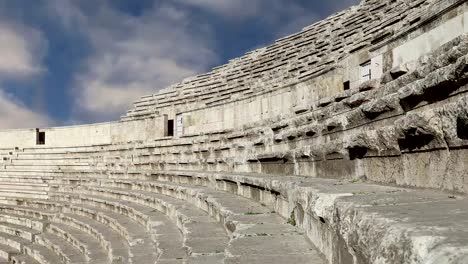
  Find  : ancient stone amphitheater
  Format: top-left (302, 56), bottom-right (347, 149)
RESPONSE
top-left (0, 0), bottom-right (468, 263)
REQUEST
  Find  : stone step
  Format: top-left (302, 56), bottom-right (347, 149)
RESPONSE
top-left (103, 184), bottom-right (320, 263)
top-left (60, 203), bottom-right (159, 263)
top-left (0, 213), bottom-right (88, 264)
top-left (10, 160), bottom-right (90, 166)
top-left (154, 170), bottom-right (468, 263)
top-left (0, 230), bottom-right (30, 252)
top-left (0, 213), bottom-right (46, 232)
top-left (0, 222), bottom-right (36, 244)
top-left (54, 213), bottom-right (130, 263)
top-left (0, 199), bottom-right (176, 263)
top-left (23, 242), bottom-right (65, 264)
top-left (0, 171), bottom-right (62, 177)
top-left (21, 146), bottom-right (106, 154)
top-left (0, 243), bottom-right (20, 260)
top-left (0, 182), bottom-right (48, 191)
top-left (10, 254), bottom-right (41, 264)
top-left (0, 190), bottom-right (48, 200)
top-left (35, 232), bottom-right (88, 264)
top-left (0, 175), bottom-right (51, 184)
top-left (50, 188), bottom-right (225, 260)
top-left (46, 222), bottom-right (108, 263)
top-left (0, 200), bottom-right (126, 264)
top-left (1, 164), bottom-right (93, 171)
top-left (0, 229), bottom-right (63, 264)
top-left (54, 179), bottom-right (320, 263)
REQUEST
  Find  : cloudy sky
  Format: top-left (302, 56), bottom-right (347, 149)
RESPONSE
top-left (0, 0), bottom-right (359, 129)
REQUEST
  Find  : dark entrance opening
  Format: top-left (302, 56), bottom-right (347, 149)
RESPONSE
top-left (167, 119), bottom-right (174, 137)
top-left (343, 81), bottom-right (350, 90)
top-left (36, 129), bottom-right (45, 145)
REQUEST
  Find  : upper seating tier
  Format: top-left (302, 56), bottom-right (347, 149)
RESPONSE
top-left (122, 0), bottom-right (460, 121)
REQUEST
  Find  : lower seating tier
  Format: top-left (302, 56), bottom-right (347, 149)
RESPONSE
top-left (0, 167), bottom-right (467, 263)
top-left (0, 169), bottom-right (325, 264)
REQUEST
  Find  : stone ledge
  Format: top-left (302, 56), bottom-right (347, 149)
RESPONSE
top-left (146, 170), bottom-right (468, 264)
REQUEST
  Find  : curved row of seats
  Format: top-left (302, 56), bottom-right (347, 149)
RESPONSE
top-left (0, 192), bottom-right (184, 263)
top-left (4, 34), bottom-right (466, 195)
top-left (0, 30), bottom-right (467, 264)
top-left (122, 0), bottom-right (442, 121)
top-left (0, 148), bottom-right (325, 263)
top-left (1, 157), bottom-right (467, 263)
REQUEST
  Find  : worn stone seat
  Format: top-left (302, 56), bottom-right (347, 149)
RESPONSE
top-left (50, 187), bottom-right (229, 262)
top-left (147, 170), bottom-right (468, 263)
top-left (0, 182), bottom-right (238, 263)
top-left (50, 169), bottom-right (468, 263)
top-left (0, 175), bottom-right (52, 184)
top-left (0, 201), bottom-right (118, 263)
top-left (50, 176), bottom-right (324, 263)
top-left (0, 198), bottom-right (164, 263)
top-left (0, 222), bottom-right (64, 264)
top-left (0, 190), bottom-right (48, 200)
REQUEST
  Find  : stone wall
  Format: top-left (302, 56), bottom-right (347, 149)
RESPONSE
top-left (0, 117), bottom-right (165, 148)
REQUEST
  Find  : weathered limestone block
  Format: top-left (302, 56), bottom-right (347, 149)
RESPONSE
top-left (433, 95), bottom-right (468, 147)
top-left (342, 108), bottom-right (367, 129)
top-left (344, 92), bottom-right (370, 108)
top-left (318, 97), bottom-right (334, 108)
top-left (295, 146), bottom-right (322, 161)
top-left (324, 140), bottom-right (346, 160)
top-left (323, 117), bottom-right (346, 134)
top-left (358, 79), bottom-right (381, 92)
top-left (344, 133), bottom-right (378, 160)
top-left (344, 127), bottom-right (399, 160)
top-left (271, 120), bottom-right (289, 132)
top-left (395, 110), bottom-right (446, 152)
top-left (282, 127), bottom-right (304, 141)
top-left (390, 63), bottom-right (409, 80)
top-left (298, 124), bottom-right (320, 137)
top-left (248, 152), bottom-right (290, 163)
top-left (456, 98), bottom-right (468, 140)
top-left (334, 89), bottom-right (355, 102)
top-left (293, 104), bottom-right (310, 114)
top-left (397, 56), bottom-right (468, 111)
top-left (361, 93), bottom-right (400, 120)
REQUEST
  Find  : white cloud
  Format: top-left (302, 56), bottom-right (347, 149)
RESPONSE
top-left (0, 21), bottom-right (47, 79)
top-left (0, 20), bottom-right (51, 129)
top-left (0, 90), bottom-right (51, 129)
top-left (55, 2), bottom-right (219, 122)
top-left (41, 1), bottom-right (214, 122)
top-left (174, 0), bottom-right (265, 17)
top-left (47, 0), bottom-right (360, 123)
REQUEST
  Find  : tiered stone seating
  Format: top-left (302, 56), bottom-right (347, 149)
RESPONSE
top-left (0, 147), bottom-right (327, 263)
top-left (0, 31), bottom-right (465, 263)
top-left (119, 34), bottom-right (468, 193)
top-left (122, 0), bottom-right (454, 121)
top-left (0, 193), bottom-right (182, 263)
top-left (0, 0), bottom-right (468, 263)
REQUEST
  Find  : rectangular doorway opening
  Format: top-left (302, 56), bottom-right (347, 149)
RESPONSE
top-left (343, 81), bottom-right (350, 90)
top-left (167, 119), bottom-right (174, 137)
top-left (36, 129), bottom-right (45, 145)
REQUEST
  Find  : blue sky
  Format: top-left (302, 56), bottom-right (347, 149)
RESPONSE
top-left (0, 0), bottom-right (359, 128)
